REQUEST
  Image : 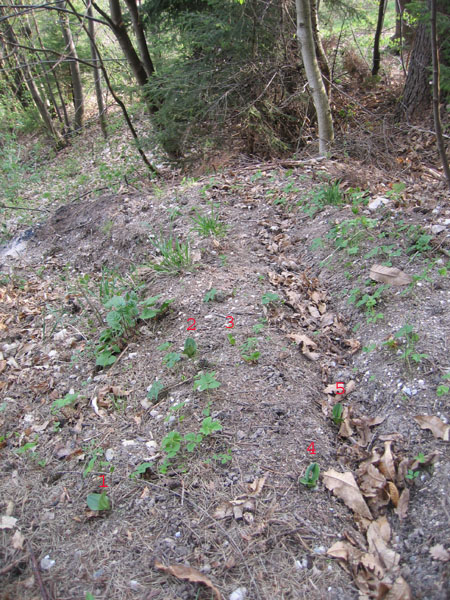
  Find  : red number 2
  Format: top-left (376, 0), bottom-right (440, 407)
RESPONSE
top-left (307, 442), bottom-right (316, 455)
top-left (225, 315), bottom-right (234, 329)
top-left (187, 318), bottom-right (196, 331)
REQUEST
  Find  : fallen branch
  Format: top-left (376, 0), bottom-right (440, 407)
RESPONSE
top-left (26, 541), bottom-right (53, 600)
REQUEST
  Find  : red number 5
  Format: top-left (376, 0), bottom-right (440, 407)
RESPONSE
top-left (187, 318), bottom-right (196, 331)
top-left (225, 316), bottom-right (234, 329)
top-left (336, 382), bottom-right (345, 395)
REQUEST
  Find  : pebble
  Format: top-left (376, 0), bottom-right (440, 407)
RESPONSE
top-left (229, 587), bottom-right (247, 600)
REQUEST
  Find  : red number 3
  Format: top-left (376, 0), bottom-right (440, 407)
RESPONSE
top-left (187, 318), bottom-right (196, 331)
top-left (225, 315), bottom-right (234, 329)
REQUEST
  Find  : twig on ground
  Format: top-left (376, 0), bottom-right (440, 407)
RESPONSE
top-left (26, 540), bottom-right (53, 600)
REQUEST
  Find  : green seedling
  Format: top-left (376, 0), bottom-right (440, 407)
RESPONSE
top-left (203, 288), bottom-right (218, 302)
top-left (51, 392), bottom-right (79, 414)
top-left (165, 401), bottom-right (186, 423)
top-left (148, 233), bottom-right (193, 274)
top-left (212, 450), bottom-right (232, 464)
top-left (227, 333), bottom-right (236, 345)
top-left (15, 438), bottom-right (38, 455)
top-left (405, 469), bottom-right (420, 480)
top-left (437, 384), bottom-right (449, 396)
top-left (299, 463), bottom-right (320, 489)
top-left (261, 291), bottom-right (281, 305)
top-left (183, 337), bottom-right (197, 358)
top-left (129, 462), bottom-right (154, 480)
top-left (191, 205), bottom-right (228, 237)
top-left (414, 452), bottom-right (426, 464)
top-left (147, 380), bottom-right (165, 403)
top-left (157, 341), bottom-right (172, 351)
top-left (161, 431), bottom-right (182, 458)
top-left (83, 445), bottom-right (104, 478)
top-left (194, 371), bottom-right (221, 391)
top-left (86, 593), bottom-right (95, 600)
top-left (199, 416), bottom-right (222, 436)
top-left (86, 491), bottom-right (111, 511)
top-left (363, 343), bottom-right (377, 353)
top-left (240, 337), bottom-right (260, 363)
top-left (184, 433), bottom-right (203, 452)
top-left (331, 403), bottom-right (344, 426)
top-left (163, 352), bottom-right (181, 368)
top-left (202, 401), bottom-right (212, 417)
top-left (392, 323), bottom-right (427, 365)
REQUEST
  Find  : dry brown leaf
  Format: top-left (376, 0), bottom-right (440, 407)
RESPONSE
top-left (359, 464), bottom-right (386, 497)
top-left (367, 516), bottom-right (399, 571)
top-left (360, 551), bottom-right (384, 579)
top-left (413, 415), bottom-right (449, 441)
top-left (213, 501), bottom-right (233, 520)
top-left (248, 475), bottom-right (267, 496)
top-left (323, 469), bottom-right (372, 520)
top-left (384, 576), bottom-right (412, 599)
top-left (12, 530), bottom-right (25, 550)
top-left (379, 441), bottom-right (396, 481)
top-left (429, 544), bottom-right (450, 562)
top-left (338, 415), bottom-right (354, 438)
top-left (154, 561), bottom-right (221, 600)
top-left (369, 264), bottom-right (412, 286)
top-left (394, 488), bottom-right (409, 520)
top-left (327, 540), bottom-right (362, 563)
top-left (386, 482), bottom-right (399, 507)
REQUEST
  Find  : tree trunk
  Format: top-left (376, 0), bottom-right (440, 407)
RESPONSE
top-left (87, 1), bottom-right (107, 138)
top-left (296, 0), bottom-right (333, 155)
top-left (0, 9), bottom-right (65, 145)
top-left (430, 0), bottom-right (450, 188)
top-left (400, 18), bottom-right (432, 118)
top-left (310, 0), bottom-right (330, 95)
top-left (372, 0), bottom-right (387, 76)
top-left (392, 0), bottom-right (413, 43)
top-left (57, 0), bottom-right (84, 130)
top-left (123, 0), bottom-right (155, 77)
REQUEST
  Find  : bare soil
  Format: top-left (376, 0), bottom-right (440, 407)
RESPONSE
top-left (0, 156), bottom-right (449, 600)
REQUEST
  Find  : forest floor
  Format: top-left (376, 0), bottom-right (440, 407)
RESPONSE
top-left (0, 103), bottom-right (449, 600)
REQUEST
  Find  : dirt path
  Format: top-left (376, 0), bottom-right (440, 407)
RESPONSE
top-left (1, 162), bottom-right (449, 600)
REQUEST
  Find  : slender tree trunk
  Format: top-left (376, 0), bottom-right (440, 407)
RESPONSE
top-left (296, 0), bottom-right (333, 155)
top-left (57, 0), bottom-right (84, 130)
top-left (430, 0), bottom-right (450, 188)
top-left (372, 0), bottom-right (387, 76)
top-left (0, 37), bottom-right (29, 108)
top-left (392, 0), bottom-right (413, 43)
top-left (0, 8), bottom-right (65, 145)
top-left (310, 0), bottom-right (330, 95)
top-left (87, 1), bottom-right (107, 138)
top-left (123, 0), bottom-right (155, 77)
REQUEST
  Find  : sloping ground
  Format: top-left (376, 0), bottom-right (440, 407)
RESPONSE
top-left (0, 160), bottom-right (449, 600)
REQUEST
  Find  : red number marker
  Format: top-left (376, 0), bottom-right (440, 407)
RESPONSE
top-left (99, 475), bottom-right (108, 488)
top-left (336, 382), bottom-right (345, 395)
top-left (225, 315), bottom-right (234, 329)
top-left (307, 442), bottom-right (316, 455)
top-left (187, 318), bottom-right (196, 331)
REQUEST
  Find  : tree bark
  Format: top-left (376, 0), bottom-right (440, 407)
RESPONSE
top-left (296, 0), bottom-right (333, 155)
top-left (430, 0), bottom-right (450, 188)
top-left (399, 17), bottom-right (432, 118)
top-left (310, 0), bottom-right (330, 95)
top-left (123, 0), bottom-right (155, 77)
top-left (392, 0), bottom-right (413, 43)
top-left (372, 0), bottom-right (387, 76)
top-left (57, 0), bottom-right (84, 130)
top-left (87, 1), bottom-right (107, 138)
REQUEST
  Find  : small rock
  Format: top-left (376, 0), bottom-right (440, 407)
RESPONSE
top-left (368, 197), bottom-right (389, 212)
top-left (229, 587), bottom-right (247, 600)
top-left (40, 555), bottom-right (55, 570)
top-left (431, 224), bottom-right (446, 234)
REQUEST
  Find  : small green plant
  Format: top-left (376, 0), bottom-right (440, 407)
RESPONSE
top-left (405, 469), bottom-right (420, 480)
top-left (86, 491), bottom-right (111, 511)
top-left (227, 333), bottom-right (236, 345)
top-left (194, 371), bottom-right (221, 392)
top-left (261, 291), bottom-right (281, 305)
top-left (299, 463), bottom-right (320, 489)
top-left (51, 392), bottom-right (79, 414)
top-left (203, 288), bottom-right (218, 302)
top-left (199, 416), bottom-right (222, 436)
top-left (157, 341), bottom-right (172, 351)
top-left (191, 203), bottom-right (228, 238)
top-left (240, 338), bottom-right (260, 363)
top-left (331, 403), bottom-right (344, 426)
top-left (15, 437), bottom-right (38, 455)
top-left (161, 431), bottom-right (182, 458)
top-left (389, 323), bottom-right (428, 366)
top-left (354, 284), bottom-right (386, 323)
top-left (183, 337), bottom-right (197, 358)
top-left (163, 352), bottom-right (181, 368)
top-left (147, 380), bottom-right (165, 403)
top-left (148, 233), bottom-right (193, 274)
top-left (363, 343), bottom-right (377, 353)
top-left (83, 443), bottom-right (104, 478)
top-left (437, 374), bottom-right (450, 396)
top-left (408, 233), bottom-right (432, 255)
top-left (130, 462), bottom-right (154, 480)
top-left (212, 450), bottom-right (232, 464)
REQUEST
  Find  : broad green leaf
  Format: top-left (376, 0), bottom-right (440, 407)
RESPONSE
top-left (86, 491), bottom-right (110, 511)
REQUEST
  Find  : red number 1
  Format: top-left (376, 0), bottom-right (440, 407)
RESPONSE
top-left (99, 475), bottom-right (108, 488)
top-left (307, 442), bottom-right (316, 455)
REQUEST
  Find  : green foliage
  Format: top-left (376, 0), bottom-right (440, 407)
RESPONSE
top-left (227, 333), bottom-right (236, 345)
top-left (51, 392), bottom-right (79, 414)
top-left (385, 323), bottom-right (428, 367)
top-left (194, 371), bottom-right (221, 391)
top-left (203, 288), bottom-right (218, 302)
top-left (130, 462), bottom-right (154, 479)
top-left (191, 204), bottom-right (229, 237)
top-left (183, 337), bottom-right (197, 358)
top-left (161, 431), bottom-right (182, 458)
top-left (240, 337), bottom-right (260, 363)
top-left (331, 403), bottom-right (344, 426)
top-left (299, 463), bottom-right (320, 489)
top-left (148, 233), bottom-right (193, 274)
top-left (199, 416), bottom-right (222, 436)
top-left (163, 351), bottom-right (182, 367)
top-left (86, 491), bottom-right (111, 511)
top-left (261, 291), bottom-right (281, 305)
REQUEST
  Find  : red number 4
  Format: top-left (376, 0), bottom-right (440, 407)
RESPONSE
top-left (307, 442), bottom-right (316, 455)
